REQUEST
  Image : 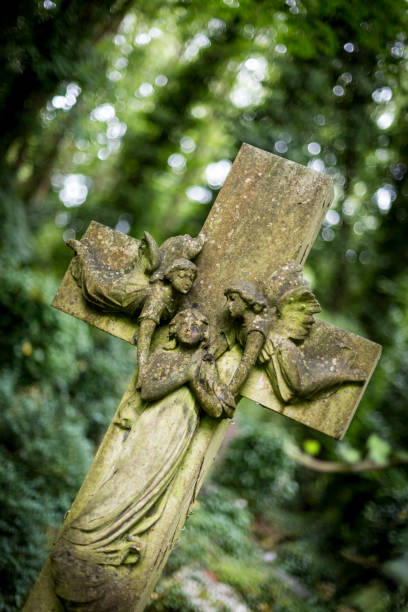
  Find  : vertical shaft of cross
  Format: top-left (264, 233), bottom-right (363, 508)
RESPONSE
top-left (186, 144), bottom-right (333, 331)
top-left (24, 145), bottom-right (334, 612)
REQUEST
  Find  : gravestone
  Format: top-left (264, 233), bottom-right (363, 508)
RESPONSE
top-left (24, 144), bottom-right (381, 612)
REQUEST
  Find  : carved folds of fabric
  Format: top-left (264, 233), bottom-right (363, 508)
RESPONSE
top-left (70, 238), bottom-right (151, 316)
top-left (68, 231), bottom-right (204, 317)
top-left (54, 388), bottom-right (199, 569)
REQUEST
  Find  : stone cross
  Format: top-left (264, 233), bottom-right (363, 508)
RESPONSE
top-left (24, 144), bottom-right (381, 612)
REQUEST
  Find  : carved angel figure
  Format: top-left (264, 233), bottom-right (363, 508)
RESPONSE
top-left (260, 263), bottom-right (365, 402)
top-left (67, 231), bottom-right (205, 385)
top-left (141, 308), bottom-right (235, 418)
top-left (225, 263), bottom-right (365, 402)
top-left (51, 308), bottom-right (233, 594)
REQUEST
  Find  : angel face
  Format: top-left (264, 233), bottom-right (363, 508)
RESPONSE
top-left (169, 268), bottom-right (196, 294)
top-left (226, 291), bottom-right (248, 319)
top-left (169, 310), bottom-right (208, 346)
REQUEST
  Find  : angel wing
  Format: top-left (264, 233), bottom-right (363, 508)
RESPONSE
top-left (262, 263), bottom-right (320, 341)
top-left (259, 285), bottom-right (321, 363)
top-left (256, 282), bottom-right (320, 402)
top-left (274, 286), bottom-right (321, 341)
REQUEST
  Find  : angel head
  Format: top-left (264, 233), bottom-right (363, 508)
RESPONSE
top-left (225, 281), bottom-right (268, 319)
top-left (264, 263), bottom-right (321, 341)
top-left (150, 233), bottom-right (205, 282)
top-left (163, 258), bottom-right (197, 294)
top-left (168, 308), bottom-right (210, 347)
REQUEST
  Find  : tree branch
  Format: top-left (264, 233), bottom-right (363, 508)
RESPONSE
top-left (285, 443), bottom-right (408, 473)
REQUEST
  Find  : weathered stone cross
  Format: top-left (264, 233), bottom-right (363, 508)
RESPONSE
top-left (25, 144), bottom-right (380, 612)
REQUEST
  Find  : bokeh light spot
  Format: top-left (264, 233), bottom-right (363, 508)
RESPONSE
top-left (139, 83), bottom-right (154, 97)
top-left (135, 33), bottom-right (151, 45)
top-left (322, 228), bottom-right (335, 241)
top-left (168, 153), bottom-right (186, 171)
top-left (375, 185), bottom-right (395, 212)
top-left (274, 141), bottom-right (288, 154)
top-left (308, 142), bottom-right (321, 155)
top-left (155, 75), bottom-right (168, 87)
top-left (372, 86), bottom-right (392, 103)
top-left (180, 137), bottom-right (196, 153)
top-left (58, 174), bottom-right (90, 207)
top-left (186, 186), bottom-right (212, 203)
top-left (308, 159), bottom-right (325, 172)
top-left (191, 105), bottom-right (207, 118)
top-left (91, 103), bottom-right (115, 122)
top-left (205, 160), bottom-right (232, 188)
top-left (325, 210), bottom-right (340, 226)
top-left (115, 220), bottom-right (130, 234)
top-left (377, 112), bottom-right (394, 130)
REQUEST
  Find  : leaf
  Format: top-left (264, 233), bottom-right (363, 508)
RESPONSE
top-left (343, 447), bottom-right (361, 463)
top-left (303, 439), bottom-right (321, 456)
top-left (367, 434), bottom-right (391, 466)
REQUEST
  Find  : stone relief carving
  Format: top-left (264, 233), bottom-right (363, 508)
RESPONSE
top-left (51, 233), bottom-right (367, 610)
top-left (51, 310), bottom-right (230, 609)
top-left (141, 308), bottom-right (235, 418)
top-left (224, 263), bottom-right (366, 402)
top-left (67, 231), bottom-right (205, 387)
top-left (51, 376), bottom-right (199, 609)
top-left (51, 235), bottom-right (233, 608)
top-left (67, 231), bottom-right (366, 420)
top-left (34, 143), bottom-right (383, 612)
top-left (52, 380), bottom-right (199, 567)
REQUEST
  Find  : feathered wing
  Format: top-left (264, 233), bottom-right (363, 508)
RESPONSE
top-left (150, 232), bottom-right (205, 281)
top-left (259, 286), bottom-right (321, 364)
top-left (274, 287), bottom-right (321, 341)
top-left (257, 286), bottom-right (320, 402)
top-left (143, 231), bottom-right (162, 273)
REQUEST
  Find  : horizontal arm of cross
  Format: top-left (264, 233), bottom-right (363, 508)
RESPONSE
top-left (52, 145), bottom-right (381, 440)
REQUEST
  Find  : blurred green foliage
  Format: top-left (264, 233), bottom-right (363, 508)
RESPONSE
top-left (1, 0), bottom-right (408, 610)
top-left (0, 263), bottom-right (134, 609)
